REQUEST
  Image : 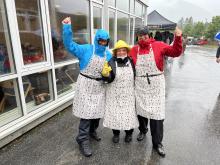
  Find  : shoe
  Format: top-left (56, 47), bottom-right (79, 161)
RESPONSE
top-left (112, 135), bottom-right (120, 143)
top-left (153, 144), bottom-right (166, 157)
top-left (79, 141), bottom-right (92, 157)
top-left (124, 134), bottom-right (132, 143)
top-left (90, 132), bottom-right (101, 141)
top-left (137, 132), bottom-right (146, 141)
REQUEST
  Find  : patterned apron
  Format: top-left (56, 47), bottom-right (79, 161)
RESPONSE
top-left (103, 60), bottom-right (139, 130)
top-left (135, 46), bottom-right (165, 120)
top-left (73, 53), bottom-right (106, 119)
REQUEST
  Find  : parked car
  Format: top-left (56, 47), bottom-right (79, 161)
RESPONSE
top-left (196, 39), bottom-right (208, 45)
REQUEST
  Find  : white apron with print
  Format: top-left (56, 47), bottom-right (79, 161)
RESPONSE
top-left (103, 60), bottom-right (139, 130)
top-left (135, 47), bottom-right (165, 120)
top-left (73, 54), bottom-right (106, 119)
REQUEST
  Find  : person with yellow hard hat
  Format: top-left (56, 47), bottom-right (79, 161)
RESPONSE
top-left (101, 40), bottom-right (139, 143)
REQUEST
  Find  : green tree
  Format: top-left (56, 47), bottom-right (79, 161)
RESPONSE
top-left (205, 16), bottom-right (220, 39)
top-left (182, 17), bottom-right (194, 36)
top-left (183, 23), bottom-right (193, 36)
top-left (192, 22), bottom-right (206, 38)
top-left (178, 17), bottom-right (184, 29)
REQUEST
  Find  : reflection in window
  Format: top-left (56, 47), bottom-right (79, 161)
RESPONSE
top-left (0, 0), bottom-right (15, 75)
top-left (15, 0), bottom-right (46, 65)
top-left (135, 1), bottom-right (143, 17)
top-left (56, 63), bottom-right (79, 96)
top-left (117, 12), bottom-right (129, 43)
top-left (108, 0), bottom-right (115, 7)
top-left (134, 17), bottom-right (143, 43)
top-left (109, 11), bottom-right (115, 48)
top-left (130, 0), bottom-right (134, 14)
top-left (93, 6), bottom-right (102, 30)
top-left (117, 0), bottom-right (129, 12)
top-left (130, 17), bottom-right (134, 45)
top-left (0, 79), bottom-right (22, 127)
top-left (48, 0), bottom-right (90, 63)
top-left (22, 71), bottom-right (52, 113)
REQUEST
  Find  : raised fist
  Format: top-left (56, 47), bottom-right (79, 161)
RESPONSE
top-left (175, 27), bottom-right (182, 37)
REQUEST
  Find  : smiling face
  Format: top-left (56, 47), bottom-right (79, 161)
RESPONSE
top-left (115, 48), bottom-right (128, 57)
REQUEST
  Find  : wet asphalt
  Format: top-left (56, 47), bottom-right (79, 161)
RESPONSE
top-left (0, 46), bottom-right (220, 165)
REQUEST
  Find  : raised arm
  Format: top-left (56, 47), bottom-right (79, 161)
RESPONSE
top-left (161, 27), bottom-right (183, 57)
top-left (62, 17), bottom-right (89, 59)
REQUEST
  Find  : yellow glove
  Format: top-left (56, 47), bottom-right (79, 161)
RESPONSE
top-left (101, 61), bottom-right (112, 77)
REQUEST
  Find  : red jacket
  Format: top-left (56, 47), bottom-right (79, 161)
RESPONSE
top-left (129, 36), bottom-right (182, 71)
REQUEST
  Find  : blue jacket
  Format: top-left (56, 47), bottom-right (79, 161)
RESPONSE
top-left (62, 24), bottom-right (112, 70)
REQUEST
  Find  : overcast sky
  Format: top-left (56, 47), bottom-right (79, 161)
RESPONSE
top-left (148, 0), bottom-right (220, 22)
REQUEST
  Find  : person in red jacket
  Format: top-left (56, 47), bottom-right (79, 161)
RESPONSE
top-left (130, 26), bottom-right (182, 157)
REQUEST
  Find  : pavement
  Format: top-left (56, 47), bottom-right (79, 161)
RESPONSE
top-left (0, 46), bottom-right (220, 165)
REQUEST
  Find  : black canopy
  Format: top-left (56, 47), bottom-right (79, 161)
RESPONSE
top-left (147, 10), bottom-right (177, 30)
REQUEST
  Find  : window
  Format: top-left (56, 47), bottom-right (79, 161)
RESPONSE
top-left (0, 0), bottom-right (15, 75)
top-left (108, 0), bottom-right (115, 7)
top-left (48, 0), bottom-right (90, 63)
top-left (117, 0), bottom-right (129, 12)
top-left (0, 79), bottom-right (22, 127)
top-left (56, 63), bottom-right (79, 97)
top-left (117, 12), bottom-right (129, 43)
top-left (135, 1), bottom-right (142, 17)
top-left (15, 0), bottom-right (46, 65)
top-left (134, 17), bottom-right (143, 43)
top-left (93, 6), bottom-right (102, 30)
top-left (109, 11), bottom-right (115, 48)
top-left (22, 71), bottom-right (53, 113)
top-left (130, 17), bottom-right (134, 45)
top-left (130, 0), bottom-right (134, 14)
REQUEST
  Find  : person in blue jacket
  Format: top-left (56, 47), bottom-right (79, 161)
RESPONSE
top-left (62, 17), bottom-right (112, 157)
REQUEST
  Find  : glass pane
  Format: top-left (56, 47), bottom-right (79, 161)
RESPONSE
top-left (15, 0), bottom-right (46, 65)
top-left (117, 12), bottom-right (129, 43)
top-left (135, 1), bottom-right (142, 17)
top-left (96, 0), bottom-right (103, 2)
top-left (143, 6), bottom-right (146, 18)
top-left (130, 0), bottom-right (134, 14)
top-left (117, 0), bottom-right (129, 12)
top-left (56, 63), bottom-right (79, 97)
top-left (0, 0), bottom-right (15, 75)
top-left (0, 79), bottom-right (22, 127)
top-left (108, 0), bottom-right (115, 7)
top-left (93, 6), bottom-right (102, 31)
top-left (130, 17), bottom-right (134, 45)
top-left (48, 0), bottom-right (90, 63)
top-left (22, 71), bottom-right (52, 113)
top-left (134, 17), bottom-right (143, 43)
top-left (109, 11), bottom-right (115, 48)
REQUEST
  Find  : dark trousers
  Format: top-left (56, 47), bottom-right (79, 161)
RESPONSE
top-left (138, 115), bottom-right (164, 147)
top-left (112, 129), bottom-right (134, 136)
top-left (138, 115), bottom-right (149, 133)
top-left (76, 118), bottom-right (100, 144)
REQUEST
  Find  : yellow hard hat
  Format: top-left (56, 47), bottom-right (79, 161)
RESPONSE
top-left (112, 40), bottom-right (131, 52)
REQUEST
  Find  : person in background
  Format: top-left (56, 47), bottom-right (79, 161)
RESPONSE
top-left (102, 40), bottom-right (139, 144)
top-left (130, 26), bottom-right (182, 157)
top-left (216, 42), bottom-right (220, 63)
top-left (154, 31), bottom-right (162, 41)
top-left (62, 17), bottom-right (112, 157)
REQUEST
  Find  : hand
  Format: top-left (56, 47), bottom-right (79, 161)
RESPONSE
top-left (62, 17), bottom-right (71, 24)
top-left (101, 61), bottom-right (112, 77)
top-left (216, 57), bottom-right (220, 63)
top-left (175, 27), bottom-right (182, 37)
